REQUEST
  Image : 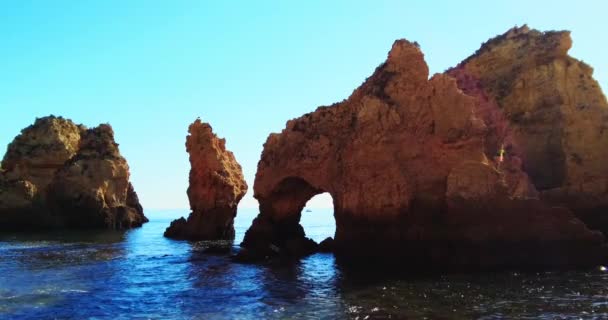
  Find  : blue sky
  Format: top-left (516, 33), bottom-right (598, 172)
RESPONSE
top-left (1, 0), bottom-right (606, 209)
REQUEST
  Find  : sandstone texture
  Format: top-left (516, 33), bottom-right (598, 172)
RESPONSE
top-left (164, 119), bottom-right (247, 240)
top-left (0, 116), bottom-right (147, 230)
top-left (240, 27), bottom-right (608, 268)
top-left (448, 25), bottom-right (608, 235)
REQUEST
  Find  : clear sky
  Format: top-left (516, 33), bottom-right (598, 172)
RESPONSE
top-left (1, 0), bottom-right (606, 209)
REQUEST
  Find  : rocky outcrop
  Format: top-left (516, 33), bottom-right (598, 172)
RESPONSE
top-left (0, 173), bottom-right (48, 228)
top-left (240, 28), bottom-right (608, 269)
top-left (0, 116), bottom-right (147, 230)
top-left (2, 116), bottom-right (81, 193)
top-left (448, 25), bottom-right (608, 235)
top-left (47, 124), bottom-right (148, 228)
top-left (164, 119), bottom-right (247, 240)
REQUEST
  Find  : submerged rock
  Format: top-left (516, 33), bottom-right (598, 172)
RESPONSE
top-left (202, 242), bottom-right (234, 255)
top-left (241, 27), bottom-right (608, 269)
top-left (164, 119), bottom-right (247, 240)
top-left (0, 116), bottom-right (146, 230)
top-left (448, 25), bottom-right (608, 235)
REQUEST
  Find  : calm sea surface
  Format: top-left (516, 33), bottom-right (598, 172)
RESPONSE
top-left (1, 208), bottom-right (608, 319)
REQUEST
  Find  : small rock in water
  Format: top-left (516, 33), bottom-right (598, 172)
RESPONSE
top-left (318, 237), bottom-right (334, 253)
top-left (203, 245), bottom-right (232, 255)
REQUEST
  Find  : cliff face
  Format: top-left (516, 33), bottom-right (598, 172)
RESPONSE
top-left (449, 25), bottom-right (608, 234)
top-left (164, 119), bottom-right (247, 240)
top-left (240, 30), bottom-right (608, 268)
top-left (0, 116), bottom-right (146, 230)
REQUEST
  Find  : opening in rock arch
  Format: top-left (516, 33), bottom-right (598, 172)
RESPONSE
top-left (300, 192), bottom-right (335, 243)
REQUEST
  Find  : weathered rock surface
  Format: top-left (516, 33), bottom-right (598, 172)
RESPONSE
top-left (240, 28), bottom-right (608, 269)
top-left (2, 116), bottom-right (82, 193)
top-left (164, 119), bottom-right (247, 240)
top-left (47, 124), bottom-right (148, 228)
top-left (0, 116), bottom-right (147, 230)
top-left (448, 25), bottom-right (608, 235)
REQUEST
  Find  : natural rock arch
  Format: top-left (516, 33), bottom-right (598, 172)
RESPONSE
top-left (258, 177), bottom-right (330, 224)
top-left (239, 28), bottom-right (608, 269)
top-left (300, 192), bottom-right (336, 246)
top-left (242, 176), bottom-right (335, 256)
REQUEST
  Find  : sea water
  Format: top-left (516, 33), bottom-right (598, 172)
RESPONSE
top-left (1, 209), bottom-right (608, 319)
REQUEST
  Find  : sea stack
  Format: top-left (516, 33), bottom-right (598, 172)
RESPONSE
top-left (240, 27), bottom-right (608, 269)
top-left (0, 116), bottom-right (147, 230)
top-left (164, 119), bottom-right (247, 240)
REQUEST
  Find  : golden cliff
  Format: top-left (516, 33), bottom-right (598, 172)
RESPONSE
top-left (0, 116), bottom-right (146, 230)
top-left (448, 25), bottom-right (608, 234)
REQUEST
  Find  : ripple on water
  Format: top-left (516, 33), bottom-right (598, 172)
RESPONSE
top-left (2, 210), bottom-right (608, 319)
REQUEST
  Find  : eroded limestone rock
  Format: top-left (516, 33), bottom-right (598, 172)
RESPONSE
top-left (47, 124), bottom-right (148, 228)
top-left (240, 30), bottom-right (608, 268)
top-left (449, 25), bottom-right (608, 235)
top-left (0, 116), bottom-right (146, 230)
top-left (164, 119), bottom-right (247, 240)
top-left (2, 116), bottom-right (82, 194)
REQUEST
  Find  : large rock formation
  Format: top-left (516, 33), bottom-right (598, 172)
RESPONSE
top-left (240, 27), bottom-right (608, 269)
top-left (0, 116), bottom-right (147, 230)
top-left (47, 124), bottom-right (147, 228)
top-left (448, 25), bottom-right (608, 235)
top-left (164, 119), bottom-right (247, 240)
